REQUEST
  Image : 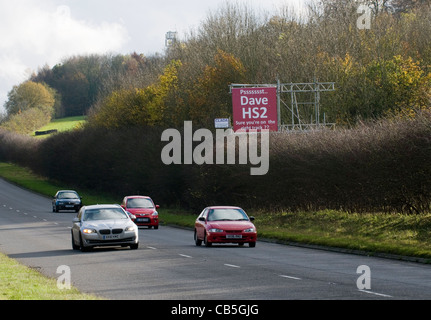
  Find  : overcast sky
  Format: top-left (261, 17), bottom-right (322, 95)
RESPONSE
top-left (0, 0), bottom-right (307, 114)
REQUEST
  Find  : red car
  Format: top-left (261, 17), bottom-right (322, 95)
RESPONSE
top-left (121, 196), bottom-right (159, 229)
top-left (194, 206), bottom-right (257, 247)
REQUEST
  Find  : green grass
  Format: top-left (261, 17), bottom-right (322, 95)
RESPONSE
top-left (32, 116), bottom-right (87, 138)
top-left (0, 252), bottom-right (99, 300)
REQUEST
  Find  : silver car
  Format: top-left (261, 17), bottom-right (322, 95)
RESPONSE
top-left (71, 204), bottom-right (139, 252)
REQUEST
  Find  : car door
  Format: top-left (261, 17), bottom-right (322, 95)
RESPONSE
top-left (195, 208), bottom-right (208, 240)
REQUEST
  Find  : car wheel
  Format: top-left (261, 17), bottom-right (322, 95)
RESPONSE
top-left (154, 225), bottom-right (159, 230)
top-left (71, 231), bottom-right (80, 250)
top-left (194, 230), bottom-right (202, 246)
top-left (204, 234), bottom-right (212, 247)
top-left (130, 243), bottom-right (139, 250)
top-left (249, 242), bottom-right (256, 248)
top-left (53, 205), bottom-right (58, 213)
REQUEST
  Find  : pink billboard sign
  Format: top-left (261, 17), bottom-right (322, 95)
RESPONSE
top-left (232, 87), bottom-right (278, 132)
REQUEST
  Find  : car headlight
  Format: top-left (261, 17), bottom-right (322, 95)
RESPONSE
top-left (208, 228), bottom-right (223, 233)
top-left (125, 226), bottom-right (136, 232)
top-left (244, 228), bottom-right (256, 233)
top-left (83, 228), bottom-right (97, 234)
top-left (152, 211), bottom-right (158, 216)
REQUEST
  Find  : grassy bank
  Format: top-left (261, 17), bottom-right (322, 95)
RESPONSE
top-left (32, 116), bottom-right (87, 138)
top-left (0, 252), bottom-right (100, 300)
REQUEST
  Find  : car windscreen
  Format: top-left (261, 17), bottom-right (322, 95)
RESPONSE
top-left (83, 208), bottom-right (128, 221)
top-left (207, 208), bottom-right (249, 221)
top-left (127, 198), bottom-right (154, 209)
top-left (58, 192), bottom-right (79, 199)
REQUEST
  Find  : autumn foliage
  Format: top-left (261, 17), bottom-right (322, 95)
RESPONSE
top-left (1, 1), bottom-right (431, 214)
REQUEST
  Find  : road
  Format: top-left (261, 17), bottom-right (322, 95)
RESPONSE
top-left (1, 178), bottom-right (431, 302)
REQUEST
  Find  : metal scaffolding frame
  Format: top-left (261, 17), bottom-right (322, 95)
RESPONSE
top-left (230, 80), bottom-right (336, 132)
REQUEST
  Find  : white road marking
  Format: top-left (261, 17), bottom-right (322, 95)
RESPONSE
top-left (224, 264), bottom-right (240, 268)
top-left (358, 289), bottom-right (392, 298)
top-left (179, 254), bottom-right (192, 258)
top-left (147, 246), bottom-right (157, 250)
top-left (279, 275), bottom-right (302, 280)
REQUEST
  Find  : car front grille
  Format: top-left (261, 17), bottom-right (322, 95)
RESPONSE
top-left (99, 229), bottom-right (123, 235)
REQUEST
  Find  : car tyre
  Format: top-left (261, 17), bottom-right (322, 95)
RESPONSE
top-left (204, 234), bottom-right (212, 247)
top-left (249, 242), bottom-right (256, 248)
top-left (71, 231), bottom-right (80, 250)
top-left (130, 243), bottom-right (139, 250)
top-left (194, 230), bottom-right (202, 246)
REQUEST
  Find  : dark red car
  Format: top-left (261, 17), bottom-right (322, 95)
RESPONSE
top-left (121, 196), bottom-right (159, 229)
top-left (194, 206), bottom-right (257, 247)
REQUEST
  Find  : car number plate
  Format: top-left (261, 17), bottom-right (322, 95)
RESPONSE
top-left (103, 235), bottom-right (120, 240)
top-left (137, 218), bottom-right (150, 222)
top-left (226, 234), bottom-right (242, 239)
top-left (65, 205), bottom-right (74, 208)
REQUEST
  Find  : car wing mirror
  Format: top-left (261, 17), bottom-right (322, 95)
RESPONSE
top-left (198, 217), bottom-right (206, 222)
top-left (73, 217), bottom-right (80, 223)
top-left (249, 216), bottom-right (255, 221)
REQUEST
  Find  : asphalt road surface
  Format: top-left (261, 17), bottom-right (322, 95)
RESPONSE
top-left (1, 178), bottom-right (431, 302)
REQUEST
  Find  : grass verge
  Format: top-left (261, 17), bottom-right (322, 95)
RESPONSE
top-left (0, 252), bottom-right (99, 300)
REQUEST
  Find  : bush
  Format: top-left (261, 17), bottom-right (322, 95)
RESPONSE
top-left (1, 112), bottom-right (431, 214)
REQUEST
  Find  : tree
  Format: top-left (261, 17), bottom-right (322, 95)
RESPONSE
top-left (4, 81), bottom-right (56, 117)
top-left (88, 60), bottom-right (182, 128)
top-left (391, 0), bottom-right (431, 13)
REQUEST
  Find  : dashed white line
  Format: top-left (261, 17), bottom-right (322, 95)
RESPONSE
top-left (279, 275), bottom-right (302, 280)
top-left (224, 264), bottom-right (240, 268)
top-left (147, 246), bottom-right (157, 250)
top-left (358, 289), bottom-right (392, 298)
top-left (179, 254), bottom-right (192, 258)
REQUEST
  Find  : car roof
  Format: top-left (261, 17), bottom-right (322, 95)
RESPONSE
top-left (82, 204), bottom-right (122, 210)
top-left (57, 190), bottom-right (78, 193)
top-left (206, 206), bottom-right (243, 210)
top-left (124, 195), bottom-right (152, 199)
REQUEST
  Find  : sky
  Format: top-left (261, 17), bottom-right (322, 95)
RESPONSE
top-left (0, 0), bottom-right (308, 114)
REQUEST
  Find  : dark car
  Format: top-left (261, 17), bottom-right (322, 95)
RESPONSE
top-left (52, 190), bottom-right (82, 212)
